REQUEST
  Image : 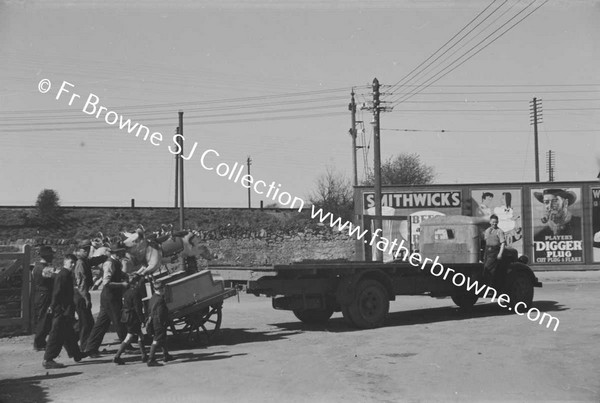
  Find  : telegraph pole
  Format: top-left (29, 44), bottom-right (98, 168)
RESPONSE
top-left (530, 98), bottom-right (543, 182)
top-left (178, 111), bottom-right (185, 230)
top-left (174, 126), bottom-right (179, 208)
top-left (349, 89), bottom-right (358, 187)
top-left (247, 156), bottom-right (252, 208)
top-left (546, 150), bottom-right (555, 182)
top-left (372, 79), bottom-right (383, 261)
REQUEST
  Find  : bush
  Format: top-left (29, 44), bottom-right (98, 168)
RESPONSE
top-left (35, 189), bottom-right (62, 227)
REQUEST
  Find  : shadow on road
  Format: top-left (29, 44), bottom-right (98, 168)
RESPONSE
top-left (270, 300), bottom-right (568, 333)
top-left (169, 351), bottom-right (248, 364)
top-left (215, 327), bottom-right (302, 346)
top-left (0, 372), bottom-right (82, 403)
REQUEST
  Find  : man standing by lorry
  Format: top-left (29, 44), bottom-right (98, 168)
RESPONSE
top-left (483, 214), bottom-right (506, 285)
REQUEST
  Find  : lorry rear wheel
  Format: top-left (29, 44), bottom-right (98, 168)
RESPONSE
top-left (451, 292), bottom-right (479, 309)
top-left (342, 279), bottom-right (389, 329)
top-left (506, 271), bottom-right (534, 310)
top-left (293, 307), bottom-right (334, 324)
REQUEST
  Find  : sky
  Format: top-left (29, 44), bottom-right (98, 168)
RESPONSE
top-left (0, 0), bottom-right (599, 208)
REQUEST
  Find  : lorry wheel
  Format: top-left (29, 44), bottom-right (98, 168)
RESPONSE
top-left (343, 279), bottom-right (389, 329)
top-left (451, 292), bottom-right (479, 309)
top-left (506, 271), bottom-right (534, 310)
top-left (293, 307), bottom-right (334, 324)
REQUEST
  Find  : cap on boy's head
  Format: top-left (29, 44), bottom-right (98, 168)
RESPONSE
top-left (77, 239), bottom-right (92, 249)
top-left (39, 245), bottom-right (55, 257)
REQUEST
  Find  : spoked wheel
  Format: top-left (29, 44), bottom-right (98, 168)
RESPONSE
top-left (169, 303), bottom-right (223, 344)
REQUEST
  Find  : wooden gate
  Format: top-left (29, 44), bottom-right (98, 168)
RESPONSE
top-left (0, 245), bottom-right (31, 336)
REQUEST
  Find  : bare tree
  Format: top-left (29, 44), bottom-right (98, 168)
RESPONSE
top-left (309, 167), bottom-right (354, 221)
top-left (363, 153), bottom-right (435, 186)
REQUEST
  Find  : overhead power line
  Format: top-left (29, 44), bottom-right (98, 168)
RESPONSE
top-left (386, 0), bottom-right (503, 95)
top-left (389, 0), bottom-right (550, 107)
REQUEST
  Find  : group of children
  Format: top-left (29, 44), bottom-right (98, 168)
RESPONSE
top-left (33, 243), bottom-right (173, 369)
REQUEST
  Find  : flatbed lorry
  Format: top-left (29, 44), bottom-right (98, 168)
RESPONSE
top-left (209, 216), bottom-right (542, 329)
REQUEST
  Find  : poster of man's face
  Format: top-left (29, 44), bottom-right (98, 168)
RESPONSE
top-left (471, 189), bottom-right (523, 255)
top-left (531, 187), bottom-right (583, 264)
top-left (591, 188), bottom-right (600, 263)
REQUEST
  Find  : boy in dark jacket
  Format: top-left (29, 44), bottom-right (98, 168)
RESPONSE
top-left (146, 279), bottom-right (173, 366)
top-left (32, 246), bottom-right (57, 351)
top-left (113, 274), bottom-right (147, 365)
top-left (42, 254), bottom-right (85, 369)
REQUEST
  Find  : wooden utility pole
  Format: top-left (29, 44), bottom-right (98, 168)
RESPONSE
top-left (546, 150), bottom-right (555, 182)
top-left (530, 98), bottom-right (543, 182)
top-left (372, 79), bottom-right (383, 262)
top-left (174, 126), bottom-right (179, 208)
top-left (349, 89), bottom-right (358, 187)
top-left (247, 156), bottom-right (252, 208)
top-left (178, 111), bottom-right (185, 230)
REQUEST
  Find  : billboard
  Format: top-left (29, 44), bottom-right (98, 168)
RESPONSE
top-left (531, 187), bottom-right (584, 264)
top-left (471, 189), bottom-right (523, 255)
top-left (363, 191), bottom-right (461, 256)
top-left (592, 188), bottom-right (600, 263)
top-left (363, 191), bottom-right (461, 210)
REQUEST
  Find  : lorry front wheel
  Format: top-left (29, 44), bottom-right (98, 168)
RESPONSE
top-left (293, 307), bottom-right (334, 324)
top-left (506, 271), bottom-right (534, 310)
top-left (342, 279), bottom-right (389, 329)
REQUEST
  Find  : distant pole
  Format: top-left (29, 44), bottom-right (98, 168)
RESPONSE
top-left (131, 198), bottom-right (135, 208)
top-left (372, 78), bottom-right (383, 262)
top-left (349, 89), bottom-right (358, 187)
top-left (174, 126), bottom-right (179, 208)
top-left (178, 111), bottom-right (185, 230)
top-left (546, 150), bottom-right (555, 182)
top-left (530, 98), bottom-right (543, 182)
top-left (247, 156), bottom-right (252, 208)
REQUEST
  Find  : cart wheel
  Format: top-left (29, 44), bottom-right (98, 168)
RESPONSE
top-left (197, 303), bottom-right (223, 342)
top-left (173, 304), bottom-right (222, 345)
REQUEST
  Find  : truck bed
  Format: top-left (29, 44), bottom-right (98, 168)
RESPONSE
top-left (208, 260), bottom-right (484, 286)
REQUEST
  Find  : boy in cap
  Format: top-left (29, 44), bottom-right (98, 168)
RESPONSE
top-left (32, 246), bottom-right (58, 351)
top-left (84, 242), bottom-right (129, 357)
top-left (43, 254), bottom-right (86, 369)
top-left (113, 274), bottom-right (147, 365)
top-left (146, 279), bottom-right (173, 366)
top-left (73, 239), bottom-right (108, 348)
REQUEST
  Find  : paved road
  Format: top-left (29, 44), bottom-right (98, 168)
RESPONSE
top-left (1, 271), bottom-right (599, 402)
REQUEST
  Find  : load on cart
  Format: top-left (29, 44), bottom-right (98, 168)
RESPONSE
top-left (113, 224), bottom-right (237, 344)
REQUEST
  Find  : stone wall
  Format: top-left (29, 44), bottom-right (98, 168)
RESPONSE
top-left (0, 230), bottom-right (355, 267)
top-left (205, 231), bottom-right (355, 266)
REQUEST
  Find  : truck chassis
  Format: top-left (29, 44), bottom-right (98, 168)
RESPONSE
top-left (210, 256), bottom-right (542, 329)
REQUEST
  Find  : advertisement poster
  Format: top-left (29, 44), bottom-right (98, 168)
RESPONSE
top-left (363, 191), bottom-right (462, 258)
top-left (592, 188), bottom-right (600, 262)
top-left (531, 187), bottom-right (584, 264)
top-left (471, 189), bottom-right (523, 255)
top-left (363, 191), bottom-right (461, 210)
top-left (409, 210), bottom-right (445, 252)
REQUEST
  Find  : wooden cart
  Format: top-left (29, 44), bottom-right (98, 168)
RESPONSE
top-left (147, 269), bottom-right (237, 344)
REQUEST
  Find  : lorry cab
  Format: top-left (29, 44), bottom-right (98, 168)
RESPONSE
top-left (419, 215), bottom-right (489, 264)
top-left (419, 215), bottom-right (530, 265)
top-left (419, 215), bottom-right (541, 310)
